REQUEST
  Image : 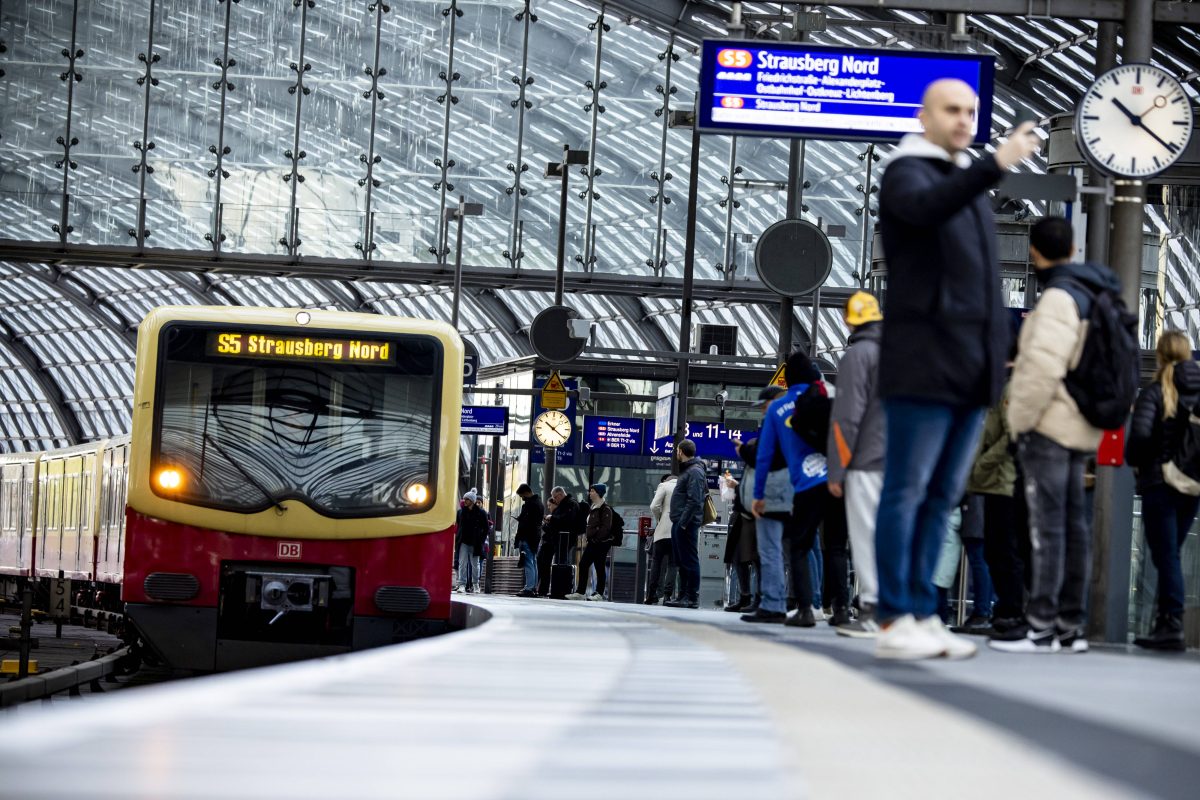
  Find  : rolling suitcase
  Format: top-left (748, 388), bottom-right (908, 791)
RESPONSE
top-left (550, 564), bottom-right (575, 599)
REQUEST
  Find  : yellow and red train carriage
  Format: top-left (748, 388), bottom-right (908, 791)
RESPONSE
top-left (0, 306), bottom-right (463, 672)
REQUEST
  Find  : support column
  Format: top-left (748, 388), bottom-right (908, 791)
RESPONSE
top-left (1088, 0), bottom-right (1152, 643)
top-left (673, 103), bottom-right (701, 467)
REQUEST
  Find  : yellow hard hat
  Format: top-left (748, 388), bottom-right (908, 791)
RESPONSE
top-left (844, 290), bottom-right (882, 326)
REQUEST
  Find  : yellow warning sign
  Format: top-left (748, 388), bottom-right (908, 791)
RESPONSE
top-left (768, 363), bottom-right (787, 388)
top-left (540, 370), bottom-right (569, 410)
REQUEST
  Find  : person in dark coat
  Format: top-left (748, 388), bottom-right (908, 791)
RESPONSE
top-left (568, 484), bottom-right (615, 601)
top-left (667, 441), bottom-right (707, 609)
top-left (872, 78), bottom-right (1040, 661)
top-left (513, 484), bottom-right (544, 598)
top-left (1126, 330), bottom-right (1200, 651)
top-left (456, 491), bottom-right (489, 593)
top-left (536, 487), bottom-right (578, 597)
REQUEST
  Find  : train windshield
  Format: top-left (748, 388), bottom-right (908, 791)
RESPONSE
top-left (152, 324), bottom-right (442, 517)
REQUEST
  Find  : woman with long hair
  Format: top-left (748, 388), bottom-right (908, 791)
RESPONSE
top-left (1126, 330), bottom-right (1200, 651)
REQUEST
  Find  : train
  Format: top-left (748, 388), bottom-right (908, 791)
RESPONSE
top-left (0, 306), bottom-right (464, 671)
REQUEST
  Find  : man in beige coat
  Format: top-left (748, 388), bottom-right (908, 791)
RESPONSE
top-left (992, 217), bottom-right (1121, 654)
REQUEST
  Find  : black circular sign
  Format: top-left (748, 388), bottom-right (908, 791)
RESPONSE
top-left (529, 304), bottom-right (586, 364)
top-left (754, 219), bottom-right (833, 298)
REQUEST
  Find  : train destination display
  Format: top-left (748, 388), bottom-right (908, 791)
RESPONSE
top-left (698, 41), bottom-right (995, 143)
top-left (207, 332), bottom-right (396, 364)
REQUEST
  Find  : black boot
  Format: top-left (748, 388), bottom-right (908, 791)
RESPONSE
top-left (785, 606), bottom-right (816, 628)
top-left (742, 594), bottom-right (761, 614)
top-left (829, 605), bottom-right (852, 627)
top-left (1134, 614), bottom-right (1185, 651)
top-left (643, 593), bottom-right (659, 605)
top-left (724, 595), bottom-right (752, 613)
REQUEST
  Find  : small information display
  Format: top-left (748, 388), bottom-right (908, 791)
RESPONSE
top-left (207, 332), bottom-right (395, 364)
top-left (698, 40), bottom-right (995, 143)
top-left (583, 416), bottom-right (645, 454)
top-left (461, 406), bottom-right (509, 436)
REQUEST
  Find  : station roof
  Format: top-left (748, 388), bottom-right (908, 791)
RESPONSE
top-left (0, 0), bottom-right (1197, 450)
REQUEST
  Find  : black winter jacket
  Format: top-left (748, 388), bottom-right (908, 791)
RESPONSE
top-left (877, 137), bottom-right (1009, 408)
top-left (542, 494), bottom-right (580, 540)
top-left (1125, 360), bottom-right (1200, 493)
top-left (457, 505), bottom-right (490, 552)
top-left (514, 494), bottom-right (544, 550)
top-left (670, 457), bottom-right (707, 528)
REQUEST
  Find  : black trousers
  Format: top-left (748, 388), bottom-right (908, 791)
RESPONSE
top-left (821, 493), bottom-right (850, 610)
top-left (784, 485), bottom-right (828, 609)
top-left (577, 541), bottom-right (611, 595)
top-left (981, 493), bottom-right (1027, 620)
top-left (647, 538), bottom-right (676, 600)
top-left (536, 533), bottom-right (569, 595)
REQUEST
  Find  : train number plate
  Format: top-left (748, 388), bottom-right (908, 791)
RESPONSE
top-left (277, 542), bottom-right (302, 560)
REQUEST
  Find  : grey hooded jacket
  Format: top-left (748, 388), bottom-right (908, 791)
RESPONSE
top-left (827, 322), bottom-right (886, 483)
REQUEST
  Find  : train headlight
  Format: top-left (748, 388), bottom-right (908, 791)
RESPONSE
top-left (404, 482), bottom-right (429, 505)
top-left (156, 468), bottom-right (184, 491)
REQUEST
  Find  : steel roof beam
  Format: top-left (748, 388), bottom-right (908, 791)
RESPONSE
top-left (0, 319), bottom-right (85, 446)
top-left (608, 294), bottom-right (677, 352)
top-left (0, 241), bottom-right (856, 308)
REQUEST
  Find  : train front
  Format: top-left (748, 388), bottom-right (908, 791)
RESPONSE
top-left (123, 306), bottom-right (463, 672)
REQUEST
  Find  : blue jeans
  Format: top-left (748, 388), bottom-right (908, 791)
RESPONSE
top-left (808, 536), bottom-right (824, 609)
top-left (1140, 483), bottom-right (1200, 619)
top-left (518, 541), bottom-right (538, 592)
top-left (457, 543), bottom-right (479, 589)
top-left (755, 516), bottom-right (787, 613)
top-left (963, 539), bottom-right (993, 617)
top-left (874, 399), bottom-right (985, 623)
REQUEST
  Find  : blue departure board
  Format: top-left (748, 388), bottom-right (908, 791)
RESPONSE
top-left (697, 41), bottom-right (995, 144)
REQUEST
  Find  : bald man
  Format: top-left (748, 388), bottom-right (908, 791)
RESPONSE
top-left (871, 79), bottom-right (1039, 661)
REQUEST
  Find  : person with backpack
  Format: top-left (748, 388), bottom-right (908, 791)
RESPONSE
top-left (828, 291), bottom-right (885, 637)
top-left (747, 351), bottom-right (829, 627)
top-left (667, 440), bottom-right (707, 609)
top-left (566, 483), bottom-right (616, 601)
top-left (992, 216), bottom-right (1128, 654)
top-left (1125, 330), bottom-right (1200, 651)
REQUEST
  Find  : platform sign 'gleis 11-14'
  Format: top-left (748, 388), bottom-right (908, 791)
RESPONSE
top-left (697, 40), bottom-right (995, 144)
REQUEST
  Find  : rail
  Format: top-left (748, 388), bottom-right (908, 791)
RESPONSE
top-left (0, 646), bottom-right (132, 707)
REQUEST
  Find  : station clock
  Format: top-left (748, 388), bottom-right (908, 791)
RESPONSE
top-left (1075, 63), bottom-right (1194, 179)
top-left (533, 410), bottom-right (572, 448)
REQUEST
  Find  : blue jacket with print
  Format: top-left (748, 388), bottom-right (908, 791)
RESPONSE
top-left (753, 383), bottom-right (828, 498)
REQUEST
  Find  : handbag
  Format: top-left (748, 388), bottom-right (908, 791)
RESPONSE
top-left (702, 493), bottom-right (718, 525)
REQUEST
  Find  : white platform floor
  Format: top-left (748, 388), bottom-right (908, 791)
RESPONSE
top-left (1, 596), bottom-right (1197, 800)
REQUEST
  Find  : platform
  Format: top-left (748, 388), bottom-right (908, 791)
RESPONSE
top-left (0, 597), bottom-right (1197, 799)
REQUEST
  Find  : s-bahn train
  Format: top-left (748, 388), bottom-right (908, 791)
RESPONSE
top-left (0, 306), bottom-right (464, 671)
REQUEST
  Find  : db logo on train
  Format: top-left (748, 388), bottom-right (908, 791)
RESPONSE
top-left (278, 541), bottom-right (302, 559)
top-left (717, 49), bottom-right (752, 68)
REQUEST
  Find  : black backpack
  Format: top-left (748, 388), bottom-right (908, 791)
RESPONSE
top-left (1062, 284), bottom-right (1139, 430)
top-left (789, 383), bottom-right (832, 454)
top-left (608, 509), bottom-right (625, 547)
top-left (1163, 401), bottom-right (1200, 496)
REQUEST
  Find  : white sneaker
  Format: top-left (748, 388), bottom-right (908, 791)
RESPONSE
top-left (875, 614), bottom-right (945, 661)
top-left (587, 592), bottom-right (604, 602)
top-left (811, 606), bottom-right (826, 622)
top-left (918, 616), bottom-right (977, 660)
top-left (564, 592), bottom-right (586, 601)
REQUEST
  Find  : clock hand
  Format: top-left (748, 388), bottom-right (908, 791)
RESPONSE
top-left (1110, 97), bottom-right (1142, 125)
top-left (1135, 119), bottom-right (1178, 153)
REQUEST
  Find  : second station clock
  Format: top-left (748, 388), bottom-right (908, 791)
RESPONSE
top-left (1076, 63), bottom-right (1194, 179)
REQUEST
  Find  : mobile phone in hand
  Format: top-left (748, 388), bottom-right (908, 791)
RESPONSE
top-left (1011, 106), bottom-right (1040, 132)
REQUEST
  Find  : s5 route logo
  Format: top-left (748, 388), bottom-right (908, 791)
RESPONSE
top-left (717, 49), bottom-right (752, 68)
top-left (720, 97), bottom-right (744, 109)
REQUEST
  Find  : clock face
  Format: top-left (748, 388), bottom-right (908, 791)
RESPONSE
top-left (533, 410), bottom-right (572, 448)
top-left (1076, 63), bottom-right (1194, 179)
